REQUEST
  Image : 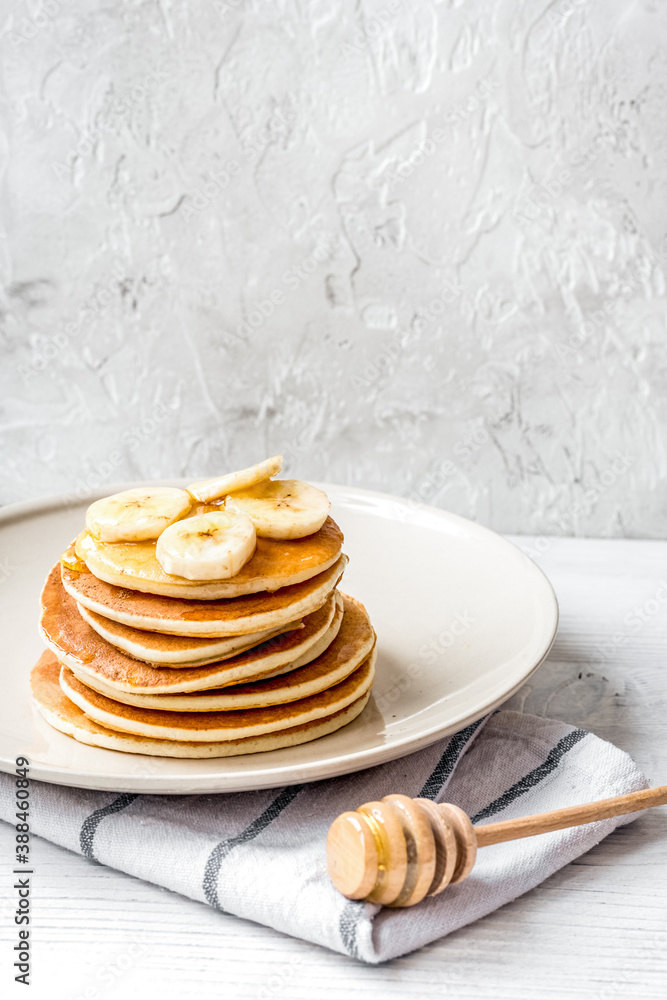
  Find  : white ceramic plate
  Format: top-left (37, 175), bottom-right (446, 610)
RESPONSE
top-left (0, 482), bottom-right (558, 793)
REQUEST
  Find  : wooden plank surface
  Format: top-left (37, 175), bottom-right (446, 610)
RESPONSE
top-left (2, 536), bottom-right (667, 999)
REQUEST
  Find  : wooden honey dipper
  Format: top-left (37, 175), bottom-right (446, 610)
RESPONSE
top-left (326, 785), bottom-right (667, 907)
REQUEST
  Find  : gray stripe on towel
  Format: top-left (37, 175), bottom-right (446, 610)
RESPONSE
top-left (80, 793), bottom-right (139, 860)
top-left (419, 718), bottom-right (487, 800)
top-left (471, 729), bottom-right (588, 824)
top-left (339, 900), bottom-right (365, 961)
top-left (203, 785), bottom-right (302, 909)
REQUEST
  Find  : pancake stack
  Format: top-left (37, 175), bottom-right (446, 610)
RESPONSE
top-left (31, 458), bottom-right (376, 758)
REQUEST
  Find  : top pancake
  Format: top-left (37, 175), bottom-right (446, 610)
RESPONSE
top-left (73, 514), bottom-right (343, 599)
top-left (43, 564), bottom-right (304, 666)
top-left (61, 554), bottom-right (347, 637)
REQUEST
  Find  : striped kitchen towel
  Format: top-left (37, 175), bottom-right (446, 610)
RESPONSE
top-left (0, 711), bottom-right (649, 963)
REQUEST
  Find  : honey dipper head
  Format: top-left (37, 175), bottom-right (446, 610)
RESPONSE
top-left (326, 795), bottom-right (478, 907)
top-left (326, 809), bottom-right (380, 901)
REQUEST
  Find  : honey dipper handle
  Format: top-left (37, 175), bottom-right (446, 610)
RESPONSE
top-left (473, 784), bottom-right (667, 848)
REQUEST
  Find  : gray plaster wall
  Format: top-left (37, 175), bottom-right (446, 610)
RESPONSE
top-left (1, 0), bottom-right (666, 537)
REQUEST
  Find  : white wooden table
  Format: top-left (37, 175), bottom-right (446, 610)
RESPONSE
top-left (2, 536), bottom-right (667, 999)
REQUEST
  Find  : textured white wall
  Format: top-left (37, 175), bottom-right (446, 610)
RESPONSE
top-left (1, 0), bottom-right (666, 537)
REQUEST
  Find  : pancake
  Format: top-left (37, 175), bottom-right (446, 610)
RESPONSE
top-left (31, 651), bottom-right (371, 758)
top-left (44, 584), bottom-right (343, 694)
top-left (61, 554), bottom-right (347, 637)
top-left (67, 595), bottom-right (374, 711)
top-left (73, 514), bottom-right (343, 599)
top-left (58, 650), bottom-right (375, 741)
top-left (42, 565), bottom-right (303, 666)
top-left (78, 604), bottom-right (302, 666)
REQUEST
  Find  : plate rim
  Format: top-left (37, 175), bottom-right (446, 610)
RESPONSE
top-left (0, 480), bottom-right (559, 793)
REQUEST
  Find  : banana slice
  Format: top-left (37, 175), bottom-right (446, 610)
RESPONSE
top-left (187, 454), bottom-right (282, 504)
top-left (156, 510), bottom-right (256, 580)
top-left (85, 487), bottom-right (192, 543)
top-left (225, 479), bottom-right (330, 540)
